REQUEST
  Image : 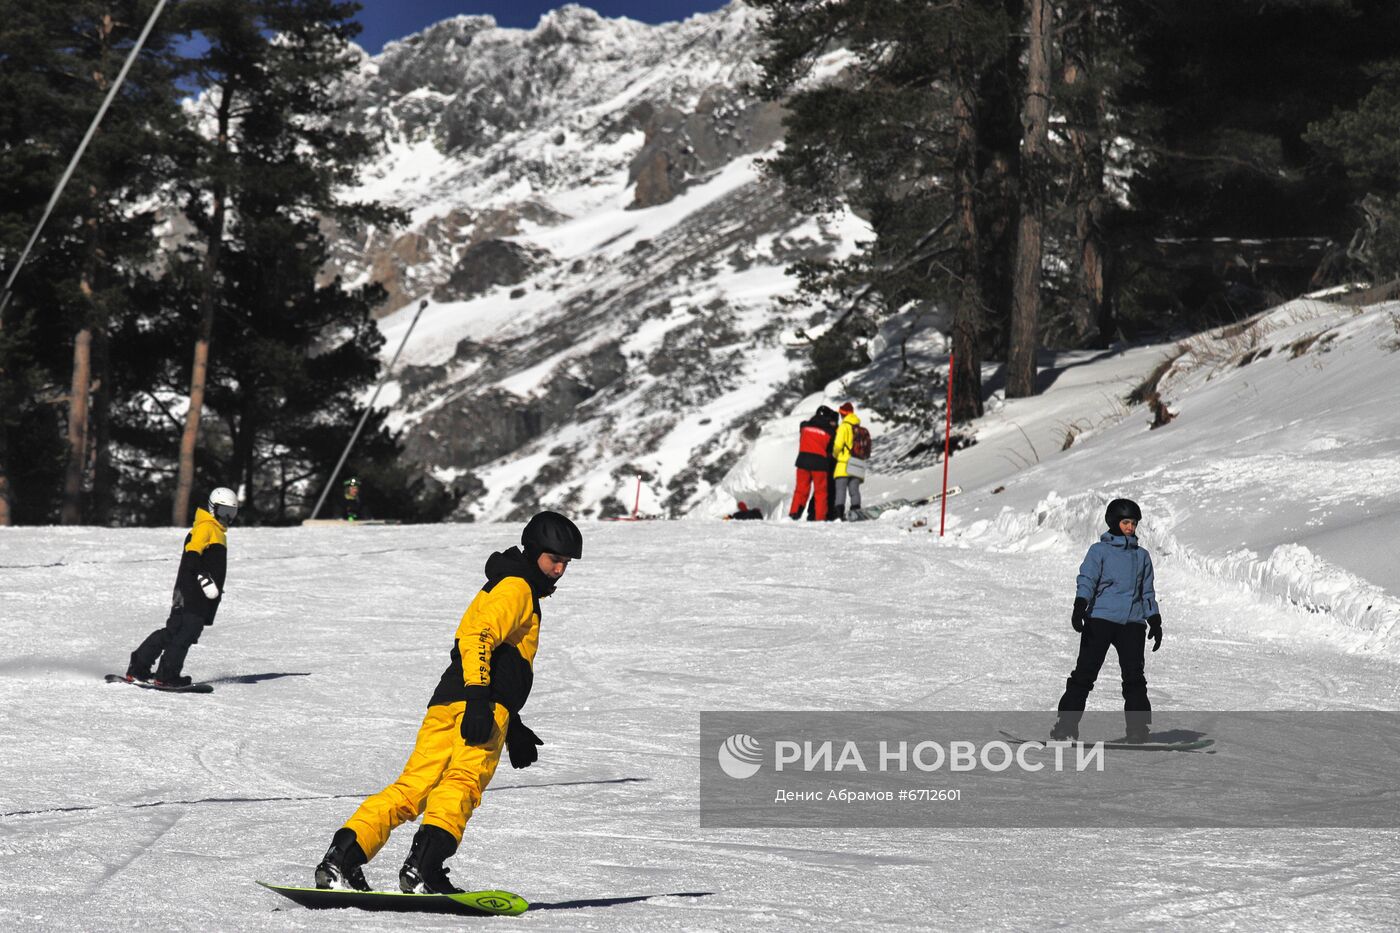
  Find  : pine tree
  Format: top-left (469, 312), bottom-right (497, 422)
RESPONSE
top-left (63, 2), bottom-right (185, 524)
top-left (754, 0), bottom-right (1020, 424)
top-left (164, 0), bottom-right (434, 524)
top-left (1056, 0), bottom-right (1120, 347)
top-left (1305, 60), bottom-right (1400, 281)
top-left (0, 0), bottom-right (184, 524)
top-left (1109, 0), bottom-right (1400, 329)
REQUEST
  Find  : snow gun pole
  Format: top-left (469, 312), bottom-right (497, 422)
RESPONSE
top-left (309, 299), bottom-right (428, 520)
top-left (632, 475), bottom-right (641, 520)
top-left (940, 352), bottom-right (954, 537)
top-left (0, 0), bottom-right (173, 320)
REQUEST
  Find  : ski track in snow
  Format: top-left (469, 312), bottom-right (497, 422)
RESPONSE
top-left (1, 518), bottom-right (1396, 931)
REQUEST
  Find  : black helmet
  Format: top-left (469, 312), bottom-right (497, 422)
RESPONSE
top-left (1105, 498), bottom-right (1142, 531)
top-left (522, 510), bottom-right (583, 560)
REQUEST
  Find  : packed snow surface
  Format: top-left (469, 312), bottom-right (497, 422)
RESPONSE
top-left (3, 299), bottom-right (1399, 930)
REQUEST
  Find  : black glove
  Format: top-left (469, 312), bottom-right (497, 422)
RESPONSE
top-left (460, 685), bottom-right (496, 746)
top-left (505, 713), bottom-right (543, 769)
top-left (1071, 597), bottom-right (1088, 633)
top-left (1147, 614), bottom-right (1163, 652)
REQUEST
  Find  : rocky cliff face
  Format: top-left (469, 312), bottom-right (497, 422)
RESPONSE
top-left (329, 2), bottom-right (864, 521)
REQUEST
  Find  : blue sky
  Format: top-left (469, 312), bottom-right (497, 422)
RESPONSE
top-left (353, 1), bottom-right (730, 54)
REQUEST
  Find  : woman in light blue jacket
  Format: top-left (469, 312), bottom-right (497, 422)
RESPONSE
top-left (1050, 498), bottom-right (1163, 742)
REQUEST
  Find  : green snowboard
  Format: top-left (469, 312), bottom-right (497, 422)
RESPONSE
top-left (257, 881), bottom-right (528, 916)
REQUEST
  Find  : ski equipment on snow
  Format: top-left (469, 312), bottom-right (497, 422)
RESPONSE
top-left (256, 881), bottom-right (528, 916)
top-left (998, 729), bottom-right (1213, 753)
top-left (105, 673), bottom-right (213, 693)
top-left (851, 487), bottom-right (962, 520)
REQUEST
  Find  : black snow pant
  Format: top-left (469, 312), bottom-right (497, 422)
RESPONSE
top-left (131, 610), bottom-right (206, 681)
top-left (1056, 618), bottom-right (1150, 732)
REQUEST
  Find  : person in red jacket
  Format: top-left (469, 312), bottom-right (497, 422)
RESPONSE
top-left (789, 405), bottom-right (837, 521)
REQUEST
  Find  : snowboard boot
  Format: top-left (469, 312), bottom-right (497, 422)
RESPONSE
top-left (832, 505), bottom-right (846, 522)
top-left (315, 827), bottom-right (371, 891)
top-left (399, 825), bottom-right (464, 894)
top-left (155, 675), bottom-right (193, 688)
top-left (1049, 716), bottom-right (1079, 742)
top-left (126, 651), bottom-right (152, 682)
top-left (1124, 713), bottom-right (1151, 744)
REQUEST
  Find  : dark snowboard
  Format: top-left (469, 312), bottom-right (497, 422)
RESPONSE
top-left (105, 673), bottom-right (213, 694)
top-left (256, 881), bottom-right (528, 916)
top-left (853, 486), bottom-right (963, 520)
top-left (998, 729), bottom-right (1214, 752)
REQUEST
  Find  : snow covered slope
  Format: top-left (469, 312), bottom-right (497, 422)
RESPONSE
top-left (3, 296), bottom-right (1399, 930)
top-left (2, 510), bottom-right (1397, 928)
top-left (715, 296), bottom-right (1400, 649)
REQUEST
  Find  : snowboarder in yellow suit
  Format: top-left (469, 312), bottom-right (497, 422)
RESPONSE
top-left (126, 487), bottom-right (239, 686)
top-left (315, 511), bottom-right (583, 894)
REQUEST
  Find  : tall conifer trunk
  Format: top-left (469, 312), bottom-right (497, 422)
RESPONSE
top-left (0, 429), bottom-right (10, 525)
top-left (91, 318), bottom-right (114, 524)
top-left (60, 321), bottom-right (94, 525)
top-left (60, 8), bottom-right (117, 524)
top-left (0, 288), bottom-right (10, 522)
top-left (1007, 0), bottom-right (1052, 398)
top-left (1062, 1), bottom-right (1112, 346)
top-left (950, 10), bottom-right (986, 423)
top-left (172, 84), bottom-right (233, 525)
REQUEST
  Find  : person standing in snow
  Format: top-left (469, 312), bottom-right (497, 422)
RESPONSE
top-left (789, 404), bottom-right (837, 521)
top-left (1050, 498), bottom-right (1163, 742)
top-left (341, 476), bottom-right (370, 521)
top-left (314, 511), bottom-right (583, 895)
top-left (124, 487), bottom-right (239, 687)
top-left (830, 402), bottom-right (870, 520)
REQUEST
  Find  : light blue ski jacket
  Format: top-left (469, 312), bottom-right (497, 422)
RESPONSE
top-left (1075, 531), bottom-right (1159, 625)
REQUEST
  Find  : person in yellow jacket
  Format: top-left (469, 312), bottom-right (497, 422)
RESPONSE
top-left (831, 402), bottom-right (869, 520)
top-left (125, 487), bottom-right (239, 687)
top-left (314, 511), bottom-right (583, 895)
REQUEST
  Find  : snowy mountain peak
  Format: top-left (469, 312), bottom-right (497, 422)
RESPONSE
top-left (532, 4), bottom-right (610, 41)
top-left (322, 2), bottom-right (875, 522)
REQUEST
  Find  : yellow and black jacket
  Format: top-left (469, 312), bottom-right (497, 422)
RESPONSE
top-left (171, 507), bottom-right (228, 624)
top-left (428, 547), bottom-right (550, 712)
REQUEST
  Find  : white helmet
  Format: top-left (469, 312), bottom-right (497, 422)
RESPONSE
top-left (209, 487), bottom-right (239, 526)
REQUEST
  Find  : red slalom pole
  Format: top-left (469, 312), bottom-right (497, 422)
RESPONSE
top-left (940, 353), bottom-right (954, 537)
top-left (632, 475), bottom-right (641, 520)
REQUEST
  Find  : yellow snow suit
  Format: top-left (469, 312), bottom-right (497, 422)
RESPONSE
top-left (342, 574), bottom-right (540, 857)
top-left (832, 412), bottom-right (861, 478)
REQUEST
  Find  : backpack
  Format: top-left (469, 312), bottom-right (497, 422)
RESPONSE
top-left (850, 424), bottom-right (872, 460)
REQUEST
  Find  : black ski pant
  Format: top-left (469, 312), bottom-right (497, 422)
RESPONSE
top-left (1056, 618), bottom-right (1150, 730)
top-left (131, 610), bottom-right (205, 681)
